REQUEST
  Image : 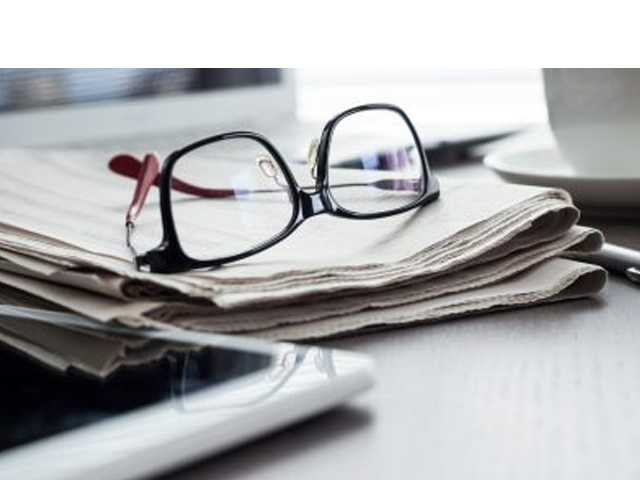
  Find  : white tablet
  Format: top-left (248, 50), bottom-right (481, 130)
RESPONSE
top-left (0, 314), bottom-right (374, 480)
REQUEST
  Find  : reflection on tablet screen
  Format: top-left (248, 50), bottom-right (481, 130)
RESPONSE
top-left (0, 338), bottom-right (275, 453)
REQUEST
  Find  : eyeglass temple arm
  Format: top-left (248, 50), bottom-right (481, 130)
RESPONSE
top-left (110, 154), bottom-right (237, 201)
top-left (122, 153), bottom-right (159, 230)
top-left (109, 153), bottom-right (421, 231)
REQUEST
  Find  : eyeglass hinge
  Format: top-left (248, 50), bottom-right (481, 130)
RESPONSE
top-left (126, 222), bottom-right (151, 272)
top-left (134, 255), bottom-right (151, 272)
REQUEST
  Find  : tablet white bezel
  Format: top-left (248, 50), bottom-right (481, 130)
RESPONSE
top-left (0, 327), bottom-right (374, 480)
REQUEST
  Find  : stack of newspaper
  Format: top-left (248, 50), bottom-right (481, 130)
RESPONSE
top-left (0, 149), bottom-right (606, 373)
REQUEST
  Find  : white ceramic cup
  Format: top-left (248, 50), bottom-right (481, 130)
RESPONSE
top-left (543, 68), bottom-right (640, 176)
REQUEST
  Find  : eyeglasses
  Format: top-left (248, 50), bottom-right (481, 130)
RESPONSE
top-left (109, 103), bottom-right (440, 273)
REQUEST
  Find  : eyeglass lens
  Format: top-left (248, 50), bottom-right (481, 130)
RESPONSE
top-left (327, 109), bottom-right (425, 214)
top-left (170, 137), bottom-right (295, 261)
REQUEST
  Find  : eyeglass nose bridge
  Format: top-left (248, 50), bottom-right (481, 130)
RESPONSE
top-left (299, 189), bottom-right (329, 219)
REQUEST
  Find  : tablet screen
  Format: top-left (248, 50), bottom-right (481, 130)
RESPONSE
top-left (0, 335), bottom-right (274, 454)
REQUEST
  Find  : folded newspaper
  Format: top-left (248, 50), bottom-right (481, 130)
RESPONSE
top-left (0, 149), bottom-right (606, 374)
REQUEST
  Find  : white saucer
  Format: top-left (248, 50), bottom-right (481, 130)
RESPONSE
top-left (484, 148), bottom-right (640, 211)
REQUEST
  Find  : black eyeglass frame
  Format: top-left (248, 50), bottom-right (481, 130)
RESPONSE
top-left (139, 103), bottom-right (440, 273)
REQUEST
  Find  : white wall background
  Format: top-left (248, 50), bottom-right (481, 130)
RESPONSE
top-left (295, 69), bottom-right (547, 138)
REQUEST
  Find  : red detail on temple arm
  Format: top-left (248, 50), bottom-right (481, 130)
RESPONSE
top-left (109, 153), bottom-right (235, 199)
top-left (125, 153), bottom-right (160, 227)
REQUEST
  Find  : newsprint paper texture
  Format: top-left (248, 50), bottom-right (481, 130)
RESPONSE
top-left (0, 149), bottom-right (607, 373)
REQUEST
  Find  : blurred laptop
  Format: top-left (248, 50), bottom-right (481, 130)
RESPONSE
top-left (0, 69), bottom-right (319, 158)
top-left (0, 68), bottom-right (514, 162)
